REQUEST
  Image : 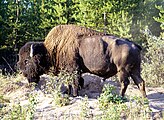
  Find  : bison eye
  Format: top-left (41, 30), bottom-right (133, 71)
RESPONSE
top-left (24, 59), bottom-right (29, 64)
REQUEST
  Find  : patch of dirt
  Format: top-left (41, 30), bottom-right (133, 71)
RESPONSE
top-left (3, 74), bottom-right (164, 119)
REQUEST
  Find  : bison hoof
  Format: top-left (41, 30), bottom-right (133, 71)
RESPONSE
top-left (73, 92), bottom-right (78, 97)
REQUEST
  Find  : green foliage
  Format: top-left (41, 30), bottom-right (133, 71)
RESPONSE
top-left (54, 70), bottom-right (78, 106)
top-left (98, 84), bottom-right (126, 109)
top-left (43, 70), bottom-right (78, 107)
top-left (154, 5), bottom-right (164, 38)
top-left (26, 93), bottom-right (37, 120)
top-left (131, 0), bottom-right (163, 40)
top-left (40, 0), bottom-right (78, 33)
top-left (75, 0), bottom-right (113, 28)
top-left (154, 5), bottom-right (164, 30)
top-left (1, 93), bottom-right (37, 120)
top-left (98, 84), bottom-right (152, 120)
top-left (98, 84), bottom-right (127, 120)
top-left (141, 29), bottom-right (164, 86)
top-left (42, 74), bottom-right (70, 107)
top-left (98, 103), bottom-right (128, 120)
top-left (58, 70), bottom-right (78, 87)
top-left (107, 11), bottom-right (132, 38)
top-left (53, 91), bottom-right (70, 107)
top-left (8, 103), bottom-right (26, 120)
top-left (128, 96), bottom-right (151, 119)
top-left (80, 95), bottom-right (91, 118)
top-left (0, 0), bottom-right (43, 46)
top-left (75, 0), bottom-right (139, 38)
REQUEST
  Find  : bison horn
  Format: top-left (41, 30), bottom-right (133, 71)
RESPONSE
top-left (30, 44), bottom-right (34, 58)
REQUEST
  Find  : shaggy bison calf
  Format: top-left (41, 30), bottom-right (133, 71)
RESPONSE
top-left (17, 25), bottom-right (146, 97)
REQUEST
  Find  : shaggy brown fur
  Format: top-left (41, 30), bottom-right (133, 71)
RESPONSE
top-left (44, 25), bottom-right (105, 73)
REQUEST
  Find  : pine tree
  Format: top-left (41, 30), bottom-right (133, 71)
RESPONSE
top-left (154, 5), bottom-right (164, 38)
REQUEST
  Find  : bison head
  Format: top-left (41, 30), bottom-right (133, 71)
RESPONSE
top-left (17, 42), bottom-right (51, 83)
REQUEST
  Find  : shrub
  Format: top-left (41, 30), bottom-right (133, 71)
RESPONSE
top-left (98, 84), bottom-right (128, 120)
top-left (98, 84), bottom-right (152, 120)
top-left (128, 96), bottom-right (151, 120)
top-left (42, 74), bottom-right (70, 107)
top-left (45, 70), bottom-right (78, 107)
top-left (80, 95), bottom-right (92, 118)
top-left (1, 93), bottom-right (37, 120)
top-left (98, 84), bottom-right (126, 109)
top-left (141, 28), bottom-right (164, 86)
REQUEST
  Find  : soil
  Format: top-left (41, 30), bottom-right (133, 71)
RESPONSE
top-left (4, 73), bottom-right (164, 120)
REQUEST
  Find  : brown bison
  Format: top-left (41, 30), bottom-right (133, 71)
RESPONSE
top-left (17, 25), bottom-right (146, 97)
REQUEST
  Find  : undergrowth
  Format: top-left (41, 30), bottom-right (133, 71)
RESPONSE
top-left (141, 28), bottom-right (164, 87)
top-left (97, 84), bottom-right (152, 120)
top-left (0, 91), bottom-right (37, 120)
top-left (43, 70), bottom-right (78, 107)
top-left (80, 95), bottom-right (92, 119)
top-left (0, 66), bottom-right (163, 119)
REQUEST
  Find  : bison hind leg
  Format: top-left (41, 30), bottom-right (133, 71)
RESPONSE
top-left (63, 77), bottom-right (84, 96)
top-left (117, 69), bottom-right (130, 97)
top-left (72, 76), bottom-right (84, 97)
top-left (130, 73), bottom-right (147, 98)
top-left (79, 77), bottom-right (84, 89)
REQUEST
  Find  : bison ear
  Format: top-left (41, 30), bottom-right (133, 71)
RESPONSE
top-left (30, 44), bottom-right (34, 58)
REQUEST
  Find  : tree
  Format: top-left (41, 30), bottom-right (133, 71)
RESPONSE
top-left (75, 0), bottom-right (142, 38)
top-left (131, 0), bottom-right (163, 40)
top-left (0, 0), bottom-right (43, 69)
top-left (154, 5), bottom-right (164, 38)
top-left (40, 0), bottom-right (79, 35)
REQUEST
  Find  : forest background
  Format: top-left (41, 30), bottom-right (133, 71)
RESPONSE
top-left (0, 0), bottom-right (163, 86)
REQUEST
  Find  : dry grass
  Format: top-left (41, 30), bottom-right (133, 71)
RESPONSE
top-left (0, 72), bottom-right (163, 120)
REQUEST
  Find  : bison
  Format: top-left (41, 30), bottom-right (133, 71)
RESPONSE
top-left (17, 25), bottom-right (146, 97)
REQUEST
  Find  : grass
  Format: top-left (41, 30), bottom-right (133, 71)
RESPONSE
top-left (0, 70), bottom-right (163, 119)
top-left (0, 72), bottom-right (38, 120)
top-left (80, 95), bottom-right (92, 119)
top-left (97, 84), bottom-right (152, 120)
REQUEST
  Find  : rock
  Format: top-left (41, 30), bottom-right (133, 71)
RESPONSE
top-left (79, 74), bottom-right (103, 98)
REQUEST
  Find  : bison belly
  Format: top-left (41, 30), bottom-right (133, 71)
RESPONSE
top-left (79, 37), bottom-right (116, 77)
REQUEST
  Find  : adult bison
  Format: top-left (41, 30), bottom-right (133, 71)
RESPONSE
top-left (17, 25), bottom-right (146, 97)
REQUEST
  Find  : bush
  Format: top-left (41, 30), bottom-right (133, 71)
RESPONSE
top-left (80, 95), bottom-right (92, 118)
top-left (98, 84), bottom-right (151, 120)
top-left (98, 84), bottom-right (126, 109)
top-left (42, 74), bottom-right (70, 107)
top-left (1, 93), bottom-right (37, 120)
top-left (141, 28), bottom-right (164, 86)
top-left (44, 70), bottom-right (78, 107)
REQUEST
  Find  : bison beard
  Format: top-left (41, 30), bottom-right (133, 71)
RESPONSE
top-left (17, 25), bottom-right (147, 98)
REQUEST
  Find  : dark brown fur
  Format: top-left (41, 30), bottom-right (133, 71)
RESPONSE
top-left (17, 25), bottom-right (146, 97)
top-left (17, 42), bottom-right (51, 83)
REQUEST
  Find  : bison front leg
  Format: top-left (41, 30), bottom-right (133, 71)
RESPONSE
top-left (72, 78), bottom-right (79, 97)
top-left (72, 76), bottom-right (84, 97)
top-left (118, 69), bottom-right (130, 97)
